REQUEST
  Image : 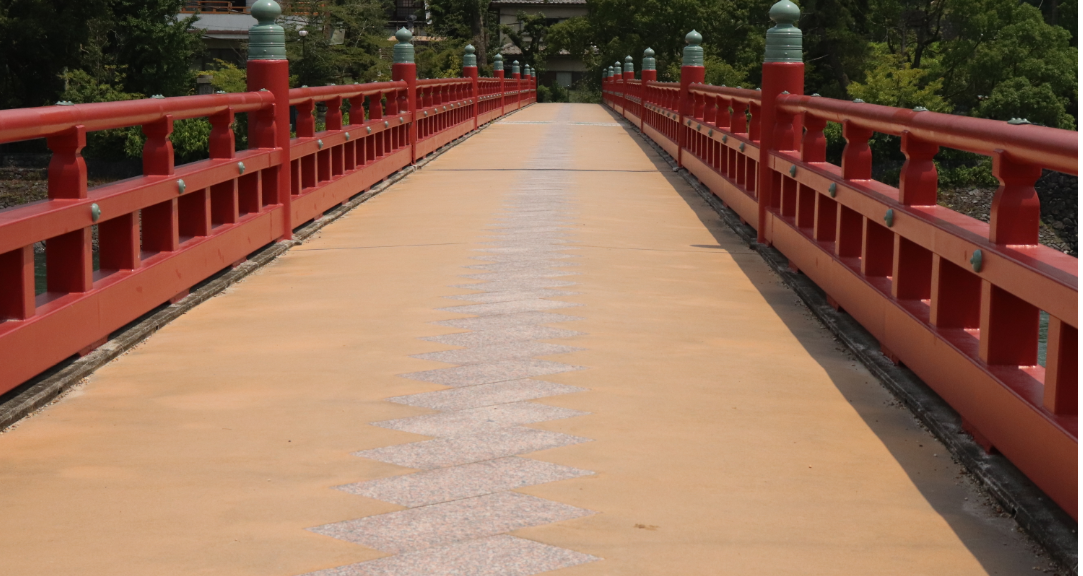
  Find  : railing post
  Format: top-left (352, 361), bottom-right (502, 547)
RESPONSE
top-left (494, 54), bottom-right (505, 117)
top-left (245, 0), bottom-right (291, 240)
top-left (390, 28), bottom-right (417, 162)
top-left (679, 30), bottom-right (705, 168)
top-left (642, 48), bottom-right (656, 132)
top-left (512, 60), bottom-right (521, 109)
top-left (463, 44), bottom-right (479, 130)
top-left (756, 1), bottom-right (804, 245)
top-left (623, 56), bottom-right (634, 117)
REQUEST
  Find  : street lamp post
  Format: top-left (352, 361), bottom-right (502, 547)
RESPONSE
top-left (298, 29), bottom-right (308, 84)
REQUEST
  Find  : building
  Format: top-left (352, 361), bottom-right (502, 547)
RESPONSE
top-left (490, 0), bottom-right (588, 88)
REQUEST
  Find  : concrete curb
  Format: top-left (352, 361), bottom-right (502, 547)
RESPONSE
top-left (0, 105), bottom-right (533, 433)
top-left (618, 114), bottom-right (1078, 574)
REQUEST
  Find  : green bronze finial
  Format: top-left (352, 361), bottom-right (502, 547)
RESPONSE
top-left (393, 27), bottom-right (414, 64)
top-left (624, 56), bottom-right (634, 74)
top-left (493, 53), bottom-right (504, 73)
top-left (248, 0), bottom-right (285, 60)
top-left (643, 47), bottom-right (656, 71)
top-left (683, 30), bottom-right (704, 66)
top-left (764, 0), bottom-right (802, 63)
top-left (463, 44), bottom-right (477, 67)
top-left (512, 60), bottom-right (520, 74)
top-left (608, 65), bottom-right (616, 77)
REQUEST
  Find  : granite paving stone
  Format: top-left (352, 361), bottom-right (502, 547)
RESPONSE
top-left (337, 459), bottom-right (594, 508)
top-left (464, 261), bottom-right (579, 272)
top-left (451, 279), bottom-right (577, 291)
top-left (443, 290), bottom-right (579, 304)
top-left (458, 271), bottom-right (580, 281)
top-left (372, 402), bottom-right (589, 437)
top-left (387, 379), bottom-right (587, 412)
top-left (352, 427), bottom-right (592, 469)
top-left (308, 493), bottom-right (595, 553)
top-left (433, 311), bottom-right (581, 331)
top-left (438, 299), bottom-right (581, 316)
top-left (412, 341), bottom-right (582, 364)
top-left (420, 325), bottom-right (583, 348)
top-left (307, 536), bottom-right (596, 576)
top-left (400, 359), bottom-right (583, 387)
top-left (468, 253), bottom-right (578, 263)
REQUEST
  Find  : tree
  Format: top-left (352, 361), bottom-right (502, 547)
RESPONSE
top-left (847, 43), bottom-right (948, 111)
top-left (111, 0), bottom-right (203, 97)
top-left (500, 11), bottom-right (552, 69)
top-left (283, 0), bottom-right (390, 87)
top-left (937, 0), bottom-right (1076, 123)
top-left (426, 0), bottom-right (497, 66)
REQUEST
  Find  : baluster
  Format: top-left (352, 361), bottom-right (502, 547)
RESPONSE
top-left (748, 102), bottom-right (761, 142)
top-left (45, 126), bottom-right (92, 293)
top-left (0, 244), bottom-right (34, 320)
top-left (898, 131), bottom-right (938, 206)
top-left (326, 96), bottom-right (343, 130)
top-left (841, 120), bottom-right (873, 180)
top-left (1044, 318), bottom-right (1077, 415)
top-left (989, 151), bottom-right (1042, 245)
top-left (730, 101), bottom-right (747, 134)
top-left (208, 108), bottom-right (238, 225)
top-left (801, 113), bottom-right (826, 162)
top-left (296, 99), bottom-right (316, 137)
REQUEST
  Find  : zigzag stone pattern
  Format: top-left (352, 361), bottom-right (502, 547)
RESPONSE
top-left (303, 119), bottom-right (599, 575)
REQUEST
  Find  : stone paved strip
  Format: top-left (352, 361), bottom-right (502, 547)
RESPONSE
top-left (301, 535), bottom-right (598, 576)
top-left (337, 458), bottom-right (593, 508)
top-left (308, 493), bottom-right (595, 553)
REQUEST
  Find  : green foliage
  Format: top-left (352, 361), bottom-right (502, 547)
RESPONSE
top-left (425, 0), bottom-right (500, 66)
top-left (283, 0), bottom-right (391, 87)
top-left (665, 55), bottom-right (749, 88)
top-left (171, 118), bottom-right (213, 164)
top-left (500, 11), bottom-right (551, 69)
top-left (416, 39), bottom-right (468, 79)
top-left (111, 0), bottom-right (203, 96)
top-left (977, 77), bottom-right (1075, 129)
top-left (936, 155), bottom-right (1000, 189)
top-left (848, 44), bottom-right (949, 111)
top-left (0, 0), bottom-right (201, 108)
top-left (537, 83), bottom-right (570, 103)
top-left (60, 68), bottom-right (145, 161)
top-left (207, 60), bottom-right (248, 93)
top-left (938, 0), bottom-right (1076, 121)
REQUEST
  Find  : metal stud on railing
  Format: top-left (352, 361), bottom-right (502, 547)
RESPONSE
top-left (739, 142), bottom-right (746, 152)
top-left (90, 203), bottom-right (101, 223)
top-left (884, 208), bottom-right (894, 227)
top-left (789, 164), bottom-right (797, 177)
top-left (177, 179), bottom-right (186, 194)
top-left (317, 139), bottom-right (324, 149)
top-left (345, 132), bottom-right (350, 140)
top-left (238, 161), bottom-right (246, 174)
top-left (384, 121), bottom-right (389, 127)
top-left (367, 126), bottom-right (372, 133)
top-left (828, 183), bottom-right (837, 197)
top-left (970, 249), bottom-right (983, 272)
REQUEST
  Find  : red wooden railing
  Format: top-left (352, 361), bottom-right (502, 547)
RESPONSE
top-left (604, 53), bottom-right (1078, 518)
top-left (0, 63), bottom-right (534, 400)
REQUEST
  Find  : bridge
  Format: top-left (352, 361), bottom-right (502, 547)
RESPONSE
top-left (0, 1), bottom-right (1076, 574)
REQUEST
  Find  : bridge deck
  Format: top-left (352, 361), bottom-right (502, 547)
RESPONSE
top-left (0, 104), bottom-right (1051, 574)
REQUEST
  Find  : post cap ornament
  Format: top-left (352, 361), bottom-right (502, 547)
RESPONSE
top-left (642, 47), bottom-right (656, 71)
top-left (683, 30), bottom-right (704, 66)
top-left (393, 27), bottom-right (415, 64)
top-left (493, 53), bottom-right (504, 72)
top-left (624, 55), bottom-right (634, 73)
top-left (248, 0), bottom-right (286, 60)
top-left (463, 44), bottom-right (477, 67)
top-left (512, 60), bottom-right (520, 74)
top-left (764, 0), bottom-right (802, 63)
